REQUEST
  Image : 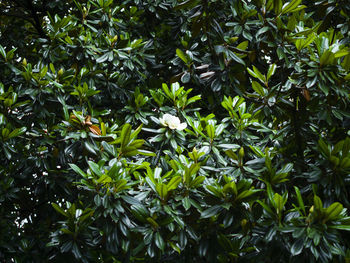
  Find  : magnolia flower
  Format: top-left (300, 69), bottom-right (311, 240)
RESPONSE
top-left (159, 114), bottom-right (187, 130)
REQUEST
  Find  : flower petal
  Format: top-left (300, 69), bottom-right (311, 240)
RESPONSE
top-left (159, 117), bottom-right (166, 126)
top-left (159, 114), bottom-right (185, 130)
top-left (177, 122), bottom-right (187, 131)
top-left (168, 122), bottom-right (177, 129)
top-left (172, 117), bottom-right (181, 126)
top-left (163, 114), bottom-right (173, 122)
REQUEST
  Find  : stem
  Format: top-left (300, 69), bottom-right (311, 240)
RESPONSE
top-left (292, 87), bottom-right (304, 161)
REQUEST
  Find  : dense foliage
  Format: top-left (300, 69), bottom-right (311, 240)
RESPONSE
top-left (1, 0), bottom-right (350, 262)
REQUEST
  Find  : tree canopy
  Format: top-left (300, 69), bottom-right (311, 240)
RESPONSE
top-left (1, 0), bottom-right (350, 262)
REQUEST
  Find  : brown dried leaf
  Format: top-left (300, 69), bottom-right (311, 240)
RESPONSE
top-left (302, 88), bottom-right (311, 101)
top-left (89, 125), bottom-right (101, 135)
top-left (84, 115), bottom-right (92, 125)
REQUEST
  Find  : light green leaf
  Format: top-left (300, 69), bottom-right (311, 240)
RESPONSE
top-left (267, 64), bottom-right (277, 80)
top-left (69, 163), bottom-right (88, 178)
top-left (8, 127), bottom-right (27, 139)
top-left (167, 176), bottom-right (182, 191)
top-left (120, 123), bottom-right (132, 148)
top-left (281, 0), bottom-right (302, 15)
top-left (325, 202), bottom-right (343, 222)
top-left (176, 48), bottom-right (188, 64)
top-left (294, 186), bottom-right (305, 215)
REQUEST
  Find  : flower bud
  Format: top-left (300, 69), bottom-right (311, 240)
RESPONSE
top-left (22, 58), bottom-right (27, 67)
top-left (241, 219), bottom-right (247, 228)
top-left (239, 147), bottom-right (244, 159)
top-left (309, 205), bottom-right (314, 213)
top-left (58, 68), bottom-right (63, 77)
top-left (83, 7), bottom-right (87, 19)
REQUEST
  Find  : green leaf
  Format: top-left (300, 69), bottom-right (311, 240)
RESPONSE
top-left (314, 195), bottom-right (323, 212)
top-left (274, 0), bottom-right (283, 14)
top-left (49, 63), bottom-right (55, 74)
top-left (201, 205), bottom-right (223, 218)
top-left (96, 174), bottom-right (112, 184)
top-left (236, 189), bottom-right (259, 202)
top-left (266, 184), bottom-right (275, 206)
top-left (128, 139), bottom-right (145, 149)
top-left (257, 200), bottom-right (274, 216)
top-left (156, 184), bottom-right (168, 200)
top-left (273, 193), bottom-right (284, 213)
top-left (294, 186), bottom-right (305, 215)
top-left (69, 164), bottom-right (88, 178)
top-left (121, 196), bottom-right (142, 206)
top-left (189, 176), bottom-right (205, 188)
top-left (247, 67), bottom-right (258, 79)
top-left (334, 49), bottom-right (349, 58)
top-left (120, 123), bottom-right (132, 148)
top-left (170, 138), bottom-right (178, 150)
top-left (174, 0), bottom-right (198, 10)
top-left (340, 157), bottom-right (350, 169)
top-left (206, 124), bottom-right (215, 139)
top-left (96, 53), bottom-right (109, 63)
top-left (162, 83), bottom-right (173, 99)
top-left (114, 179), bottom-right (129, 192)
top-left (318, 139), bottom-right (330, 158)
top-left (291, 238), bottom-right (304, 256)
top-left (167, 176), bottom-right (181, 191)
top-left (131, 204), bottom-right (149, 222)
top-left (252, 65), bottom-right (266, 83)
top-left (281, 0), bottom-right (302, 15)
top-left (267, 64), bottom-right (277, 80)
top-left (101, 141), bottom-right (116, 156)
top-left (88, 161), bottom-right (103, 177)
top-left (84, 141), bottom-right (97, 155)
top-left (52, 203), bottom-right (68, 217)
top-left (188, 163), bottom-right (201, 177)
top-left (256, 27), bottom-right (269, 39)
top-left (325, 202), bottom-right (343, 222)
top-left (320, 50), bottom-right (334, 66)
top-left (8, 127), bottom-right (27, 139)
top-left (169, 241), bottom-right (181, 254)
top-left (329, 225), bottom-right (350, 231)
top-left (130, 124), bottom-right (143, 140)
top-left (155, 232), bottom-right (165, 250)
top-left (206, 185), bottom-right (224, 198)
top-left (0, 45), bottom-right (6, 59)
top-left (251, 81), bottom-right (265, 96)
top-left (181, 71), bottom-right (191, 83)
top-left (227, 50), bottom-right (245, 65)
top-left (146, 217), bottom-right (159, 228)
top-left (176, 48), bottom-right (188, 64)
top-left (182, 197), bottom-right (191, 210)
top-left (217, 144), bottom-right (240, 150)
top-left (137, 149), bottom-right (156, 156)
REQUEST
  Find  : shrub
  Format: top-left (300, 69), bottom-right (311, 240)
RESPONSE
top-left (1, 0), bottom-right (350, 262)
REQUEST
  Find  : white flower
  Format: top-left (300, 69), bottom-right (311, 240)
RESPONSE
top-left (159, 114), bottom-right (187, 130)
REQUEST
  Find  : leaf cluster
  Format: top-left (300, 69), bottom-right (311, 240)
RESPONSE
top-left (1, 0), bottom-right (350, 262)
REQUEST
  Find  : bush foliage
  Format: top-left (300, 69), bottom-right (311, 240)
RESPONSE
top-left (1, 0), bottom-right (350, 262)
